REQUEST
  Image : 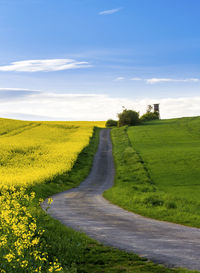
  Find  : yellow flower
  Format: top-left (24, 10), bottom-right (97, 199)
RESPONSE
top-left (0, 187), bottom-right (62, 271)
top-left (21, 260), bottom-right (28, 268)
top-left (4, 253), bottom-right (15, 263)
top-left (47, 197), bottom-right (53, 205)
top-left (32, 237), bottom-right (40, 246)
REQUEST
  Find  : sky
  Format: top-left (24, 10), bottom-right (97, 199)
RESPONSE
top-left (0, 0), bottom-right (200, 120)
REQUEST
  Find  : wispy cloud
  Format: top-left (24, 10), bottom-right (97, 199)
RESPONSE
top-left (99, 8), bottom-right (122, 15)
top-left (0, 89), bottom-right (200, 120)
top-left (114, 77), bottom-right (125, 81)
top-left (0, 59), bottom-right (91, 72)
top-left (146, 78), bottom-right (200, 84)
top-left (130, 77), bottom-right (200, 84)
top-left (0, 87), bottom-right (39, 91)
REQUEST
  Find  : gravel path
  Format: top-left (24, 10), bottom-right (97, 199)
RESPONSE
top-left (43, 129), bottom-right (200, 271)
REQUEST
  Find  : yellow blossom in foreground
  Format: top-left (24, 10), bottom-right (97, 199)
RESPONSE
top-left (0, 186), bottom-right (63, 272)
top-left (47, 197), bottom-right (53, 205)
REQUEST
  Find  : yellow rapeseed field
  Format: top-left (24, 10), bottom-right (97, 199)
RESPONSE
top-left (0, 118), bottom-right (106, 272)
top-left (0, 118), bottom-right (105, 187)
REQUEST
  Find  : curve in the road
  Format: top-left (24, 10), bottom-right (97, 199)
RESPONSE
top-left (43, 129), bottom-right (200, 271)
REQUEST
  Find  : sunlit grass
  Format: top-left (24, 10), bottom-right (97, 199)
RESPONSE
top-left (104, 117), bottom-right (200, 228)
top-left (128, 117), bottom-right (200, 202)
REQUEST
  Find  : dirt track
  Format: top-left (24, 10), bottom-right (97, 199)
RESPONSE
top-left (43, 129), bottom-right (200, 271)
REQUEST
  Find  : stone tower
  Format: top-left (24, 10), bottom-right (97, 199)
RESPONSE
top-left (153, 104), bottom-right (160, 119)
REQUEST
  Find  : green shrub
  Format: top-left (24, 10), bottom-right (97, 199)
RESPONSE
top-left (140, 111), bottom-right (159, 122)
top-left (118, 109), bottom-right (140, 127)
top-left (105, 119), bottom-right (118, 127)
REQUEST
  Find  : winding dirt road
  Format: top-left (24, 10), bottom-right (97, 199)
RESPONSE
top-left (44, 129), bottom-right (200, 271)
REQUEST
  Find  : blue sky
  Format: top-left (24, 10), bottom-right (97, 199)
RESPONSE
top-left (0, 0), bottom-right (200, 120)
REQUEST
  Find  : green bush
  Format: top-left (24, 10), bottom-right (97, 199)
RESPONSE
top-left (140, 111), bottom-right (159, 122)
top-left (118, 109), bottom-right (140, 127)
top-left (105, 119), bottom-right (118, 127)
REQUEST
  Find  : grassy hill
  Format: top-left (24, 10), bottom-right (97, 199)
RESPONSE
top-left (128, 116), bottom-right (200, 202)
top-left (104, 116), bottom-right (200, 228)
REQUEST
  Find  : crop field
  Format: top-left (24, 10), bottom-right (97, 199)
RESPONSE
top-left (0, 118), bottom-right (104, 187)
top-left (104, 116), bottom-right (200, 228)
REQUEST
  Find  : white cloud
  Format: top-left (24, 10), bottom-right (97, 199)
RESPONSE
top-left (114, 77), bottom-right (125, 81)
top-left (99, 8), bottom-right (122, 15)
top-left (129, 77), bottom-right (200, 84)
top-left (146, 78), bottom-right (200, 84)
top-left (0, 87), bottom-right (39, 91)
top-left (0, 90), bottom-right (199, 121)
top-left (0, 59), bottom-right (91, 72)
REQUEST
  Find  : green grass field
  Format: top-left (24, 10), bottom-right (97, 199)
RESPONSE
top-left (128, 116), bottom-right (200, 202)
top-left (104, 116), bottom-right (200, 228)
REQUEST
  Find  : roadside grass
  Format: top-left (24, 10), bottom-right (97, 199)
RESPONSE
top-left (29, 128), bottom-right (197, 273)
top-left (104, 117), bottom-right (200, 228)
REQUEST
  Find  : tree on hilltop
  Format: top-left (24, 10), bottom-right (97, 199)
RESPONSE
top-left (118, 109), bottom-right (140, 127)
